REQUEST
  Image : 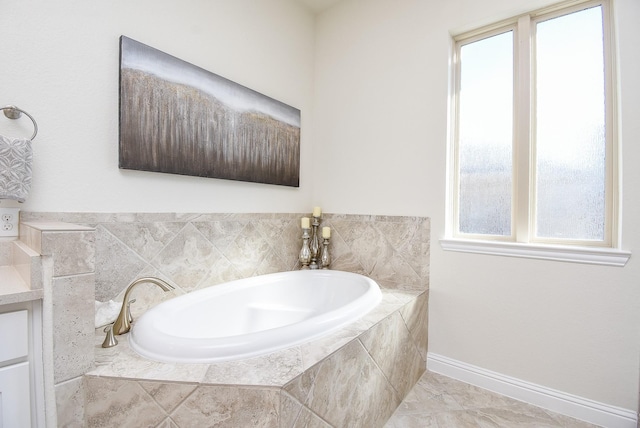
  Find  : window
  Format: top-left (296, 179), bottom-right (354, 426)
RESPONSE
top-left (444, 0), bottom-right (629, 265)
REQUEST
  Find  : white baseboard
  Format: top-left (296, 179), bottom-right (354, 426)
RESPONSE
top-left (427, 353), bottom-right (637, 428)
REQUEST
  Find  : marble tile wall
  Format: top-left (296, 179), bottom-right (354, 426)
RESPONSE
top-left (22, 213), bottom-right (429, 319)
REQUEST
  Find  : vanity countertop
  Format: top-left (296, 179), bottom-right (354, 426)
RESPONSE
top-left (0, 265), bottom-right (43, 305)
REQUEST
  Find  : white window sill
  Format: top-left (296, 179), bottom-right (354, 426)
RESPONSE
top-left (440, 238), bottom-right (631, 267)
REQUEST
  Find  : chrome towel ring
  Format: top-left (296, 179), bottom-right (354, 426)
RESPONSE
top-left (1, 105), bottom-right (38, 140)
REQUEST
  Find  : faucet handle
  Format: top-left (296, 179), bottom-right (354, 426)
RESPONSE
top-left (101, 323), bottom-right (118, 348)
top-left (126, 298), bottom-right (136, 324)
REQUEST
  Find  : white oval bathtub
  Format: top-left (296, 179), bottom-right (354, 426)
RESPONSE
top-left (129, 270), bottom-right (382, 363)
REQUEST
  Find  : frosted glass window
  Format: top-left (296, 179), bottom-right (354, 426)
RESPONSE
top-left (534, 6), bottom-right (606, 240)
top-left (458, 32), bottom-right (513, 236)
top-left (450, 0), bottom-right (616, 247)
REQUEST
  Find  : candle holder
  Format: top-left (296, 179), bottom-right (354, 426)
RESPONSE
top-left (320, 237), bottom-right (331, 269)
top-left (299, 228), bottom-right (311, 269)
top-left (309, 216), bottom-right (321, 269)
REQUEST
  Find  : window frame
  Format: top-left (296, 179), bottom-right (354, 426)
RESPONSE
top-left (442, 0), bottom-right (630, 266)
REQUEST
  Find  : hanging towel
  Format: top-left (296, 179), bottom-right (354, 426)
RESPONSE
top-left (0, 135), bottom-right (33, 202)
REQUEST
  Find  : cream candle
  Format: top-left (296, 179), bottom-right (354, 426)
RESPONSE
top-left (313, 206), bottom-right (322, 217)
top-left (301, 217), bottom-right (310, 229)
top-left (322, 227), bottom-right (331, 239)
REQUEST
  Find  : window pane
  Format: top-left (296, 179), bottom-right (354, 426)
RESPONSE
top-left (458, 31), bottom-right (513, 236)
top-left (535, 6), bottom-right (606, 241)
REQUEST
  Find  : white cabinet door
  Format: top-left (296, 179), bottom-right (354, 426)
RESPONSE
top-left (0, 310), bottom-right (28, 363)
top-left (0, 362), bottom-right (31, 428)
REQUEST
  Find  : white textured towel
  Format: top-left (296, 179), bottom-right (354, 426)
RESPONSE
top-left (0, 135), bottom-right (33, 202)
top-left (95, 300), bottom-right (121, 329)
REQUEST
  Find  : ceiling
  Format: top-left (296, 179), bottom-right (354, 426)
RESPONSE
top-left (295, 0), bottom-right (344, 13)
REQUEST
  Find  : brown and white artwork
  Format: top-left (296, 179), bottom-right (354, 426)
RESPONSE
top-left (119, 36), bottom-right (300, 187)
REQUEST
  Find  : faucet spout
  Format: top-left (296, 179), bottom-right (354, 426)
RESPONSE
top-left (112, 277), bottom-right (174, 335)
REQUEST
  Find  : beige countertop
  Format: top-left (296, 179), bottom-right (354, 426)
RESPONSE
top-left (0, 265), bottom-right (43, 305)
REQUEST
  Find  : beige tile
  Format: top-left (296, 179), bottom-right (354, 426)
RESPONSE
top-left (138, 381), bottom-right (198, 414)
top-left (299, 339), bottom-right (400, 428)
top-left (221, 222), bottom-right (272, 277)
top-left (194, 256), bottom-right (243, 290)
top-left (254, 217), bottom-right (301, 266)
top-left (151, 223), bottom-right (223, 290)
top-left (456, 406), bottom-right (562, 427)
top-left (52, 273), bottom-right (95, 382)
top-left (432, 410), bottom-right (492, 427)
top-left (192, 219), bottom-right (247, 252)
top-left (203, 346), bottom-right (304, 387)
top-left (359, 311), bottom-right (425, 400)
top-left (55, 376), bottom-right (85, 428)
top-left (91, 334), bottom-right (210, 383)
top-left (342, 223), bottom-right (395, 275)
top-left (399, 291), bottom-right (429, 361)
top-left (386, 371), bottom-right (601, 428)
top-left (283, 362), bottom-right (316, 406)
top-left (299, 329), bottom-right (362, 370)
top-left (543, 410), bottom-right (601, 427)
top-left (94, 225), bottom-right (147, 301)
top-left (291, 406), bottom-right (332, 428)
top-left (433, 378), bottom-right (521, 410)
top-left (156, 418), bottom-right (179, 428)
top-left (41, 230), bottom-right (95, 277)
top-left (171, 385), bottom-right (279, 427)
top-left (255, 247), bottom-right (295, 276)
top-left (84, 376), bottom-right (167, 428)
top-left (384, 412), bottom-right (439, 428)
top-left (280, 391), bottom-right (304, 428)
top-left (101, 221), bottom-right (184, 261)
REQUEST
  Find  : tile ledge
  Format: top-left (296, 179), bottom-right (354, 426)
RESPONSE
top-left (21, 221), bottom-right (94, 232)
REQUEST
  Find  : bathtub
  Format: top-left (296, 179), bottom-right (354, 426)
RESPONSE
top-left (129, 270), bottom-right (382, 363)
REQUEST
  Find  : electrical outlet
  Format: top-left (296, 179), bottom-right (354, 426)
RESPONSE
top-left (0, 208), bottom-right (19, 237)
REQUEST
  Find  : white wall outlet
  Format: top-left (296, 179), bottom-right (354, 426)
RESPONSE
top-left (0, 208), bottom-right (20, 237)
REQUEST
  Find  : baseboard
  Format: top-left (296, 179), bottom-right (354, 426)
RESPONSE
top-left (427, 353), bottom-right (637, 428)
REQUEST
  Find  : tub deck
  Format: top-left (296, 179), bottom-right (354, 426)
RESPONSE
top-left (86, 285), bottom-right (428, 428)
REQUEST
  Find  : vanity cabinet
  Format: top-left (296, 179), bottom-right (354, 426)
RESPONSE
top-left (0, 310), bottom-right (31, 427)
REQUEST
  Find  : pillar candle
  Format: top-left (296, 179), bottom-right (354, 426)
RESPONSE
top-left (322, 226), bottom-right (331, 238)
top-left (301, 217), bottom-right (310, 229)
top-left (313, 206), bottom-right (322, 217)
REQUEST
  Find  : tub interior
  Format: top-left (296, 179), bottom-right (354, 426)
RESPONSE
top-left (129, 270), bottom-right (382, 363)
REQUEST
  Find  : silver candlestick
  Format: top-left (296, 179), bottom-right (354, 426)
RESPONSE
top-left (309, 216), bottom-right (321, 269)
top-left (320, 237), bottom-right (331, 269)
top-left (299, 228), bottom-right (311, 269)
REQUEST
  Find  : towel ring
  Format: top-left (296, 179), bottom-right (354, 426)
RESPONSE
top-left (2, 105), bottom-right (38, 140)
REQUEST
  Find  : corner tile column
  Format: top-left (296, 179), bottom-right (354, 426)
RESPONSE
top-left (22, 222), bottom-right (96, 427)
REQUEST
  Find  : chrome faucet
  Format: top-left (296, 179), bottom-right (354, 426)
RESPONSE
top-left (112, 277), bottom-right (174, 335)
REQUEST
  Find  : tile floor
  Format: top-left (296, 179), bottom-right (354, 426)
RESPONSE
top-left (385, 371), bottom-right (600, 427)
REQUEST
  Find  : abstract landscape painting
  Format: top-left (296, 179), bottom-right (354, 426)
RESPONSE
top-left (119, 36), bottom-right (300, 187)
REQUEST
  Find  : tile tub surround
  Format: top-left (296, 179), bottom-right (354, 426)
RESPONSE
top-left (19, 212), bottom-right (430, 427)
top-left (81, 289), bottom-right (428, 427)
top-left (21, 212), bottom-right (429, 319)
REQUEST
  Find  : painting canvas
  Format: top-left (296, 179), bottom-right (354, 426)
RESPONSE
top-left (119, 36), bottom-right (300, 187)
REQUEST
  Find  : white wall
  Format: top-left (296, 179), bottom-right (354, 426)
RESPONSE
top-left (313, 0), bottom-right (640, 412)
top-left (0, 0), bottom-right (315, 213)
